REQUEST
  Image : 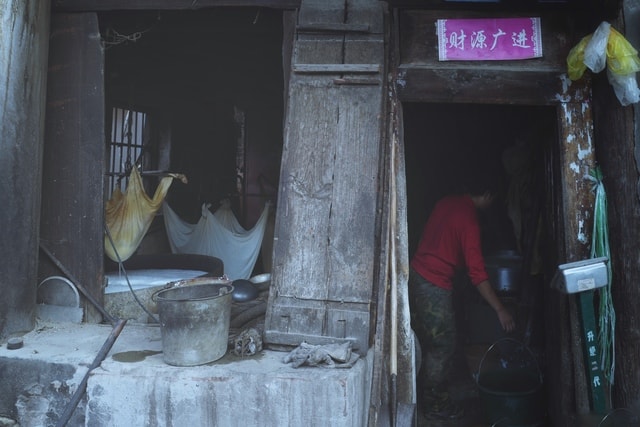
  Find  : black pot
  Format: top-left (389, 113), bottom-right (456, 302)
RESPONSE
top-left (484, 250), bottom-right (523, 295)
top-left (231, 279), bottom-right (259, 302)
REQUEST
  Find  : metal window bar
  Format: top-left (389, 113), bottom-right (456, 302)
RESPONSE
top-left (107, 107), bottom-right (147, 195)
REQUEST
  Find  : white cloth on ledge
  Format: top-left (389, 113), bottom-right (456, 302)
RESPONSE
top-left (162, 199), bottom-right (270, 280)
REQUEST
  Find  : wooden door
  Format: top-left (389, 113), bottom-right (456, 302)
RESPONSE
top-left (264, 0), bottom-right (386, 352)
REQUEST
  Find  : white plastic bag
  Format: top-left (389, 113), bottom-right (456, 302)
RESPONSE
top-left (607, 68), bottom-right (640, 106)
top-left (584, 21), bottom-right (611, 73)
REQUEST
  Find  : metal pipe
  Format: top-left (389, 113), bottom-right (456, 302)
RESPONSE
top-left (55, 319), bottom-right (127, 427)
top-left (38, 241), bottom-right (128, 426)
top-left (39, 241), bottom-right (117, 324)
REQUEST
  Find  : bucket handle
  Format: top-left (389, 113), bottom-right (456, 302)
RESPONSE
top-left (151, 276), bottom-right (231, 303)
top-left (475, 337), bottom-right (543, 384)
top-left (598, 408), bottom-right (639, 426)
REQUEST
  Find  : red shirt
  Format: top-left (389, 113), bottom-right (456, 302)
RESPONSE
top-left (410, 194), bottom-right (489, 290)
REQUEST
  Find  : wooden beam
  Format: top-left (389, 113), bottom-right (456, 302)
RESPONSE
top-left (42, 12), bottom-right (106, 323)
top-left (52, 0), bottom-right (300, 12)
top-left (554, 91), bottom-right (597, 418)
top-left (0, 0), bottom-right (50, 340)
top-left (297, 23), bottom-right (371, 33)
top-left (293, 63), bottom-right (381, 74)
top-left (396, 66), bottom-right (587, 105)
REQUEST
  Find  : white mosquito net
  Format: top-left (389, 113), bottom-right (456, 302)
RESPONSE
top-left (162, 199), bottom-right (270, 280)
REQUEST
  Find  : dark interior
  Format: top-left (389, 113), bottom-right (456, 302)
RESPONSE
top-left (403, 103), bottom-right (556, 254)
top-left (403, 102), bottom-right (557, 358)
top-left (100, 6), bottom-right (557, 352)
top-left (99, 8), bottom-right (285, 227)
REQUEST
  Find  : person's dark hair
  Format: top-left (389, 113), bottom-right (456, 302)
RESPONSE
top-left (461, 172), bottom-right (502, 197)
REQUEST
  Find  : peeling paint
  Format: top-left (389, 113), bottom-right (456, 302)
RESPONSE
top-left (556, 74), bottom-right (574, 102)
top-left (570, 161), bottom-right (580, 173)
top-left (581, 101), bottom-right (590, 114)
top-left (577, 144), bottom-right (592, 160)
top-left (577, 219), bottom-right (588, 244)
top-left (560, 73), bottom-right (572, 93)
top-left (561, 103), bottom-right (573, 126)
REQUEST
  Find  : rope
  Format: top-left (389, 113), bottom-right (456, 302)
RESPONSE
top-left (104, 224), bottom-right (160, 324)
top-left (588, 166), bottom-right (615, 392)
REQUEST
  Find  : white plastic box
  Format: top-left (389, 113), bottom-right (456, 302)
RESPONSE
top-left (551, 257), bottom-right (609, 294)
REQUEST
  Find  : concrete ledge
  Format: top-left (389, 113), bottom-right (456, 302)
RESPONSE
top-left (0, 322), bottom-right (116, 426)
top-left (0, 322), bottom-right (373, 427)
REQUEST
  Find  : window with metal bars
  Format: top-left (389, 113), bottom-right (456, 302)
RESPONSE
top-left (107, 107), bottom-right (148, 195)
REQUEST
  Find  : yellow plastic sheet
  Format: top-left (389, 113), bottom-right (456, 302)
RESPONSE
top-left (567, 24), bottom-right (640, 81)
top-left (607, 27), bottom-right (640, 76)
top-left (105, 168), bottom-right (185, 262)
top-left (567, 34), bottom-right (592, 81)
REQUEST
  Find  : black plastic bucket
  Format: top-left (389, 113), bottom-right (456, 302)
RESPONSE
top-left (155, 282), bottom-right (233, 366)
top-left (476, 338), bottom-right (545, 426)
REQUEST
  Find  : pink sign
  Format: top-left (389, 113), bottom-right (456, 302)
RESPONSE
top-left (437, 17), bottom-right (542, 61)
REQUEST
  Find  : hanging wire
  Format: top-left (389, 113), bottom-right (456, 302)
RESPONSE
top-left (588, 166), bottom-right (615, 395)
top-left (101, 14), bottom-right (160, 50)
top-left (104, 224), bottom-right (160, 324)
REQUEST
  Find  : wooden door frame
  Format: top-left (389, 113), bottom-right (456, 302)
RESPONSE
top-left (390, 8), bottom-right (598, 424)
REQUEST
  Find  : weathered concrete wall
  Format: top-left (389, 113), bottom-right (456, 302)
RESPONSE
top-left (0, 323), bottom-right (373, 427)
top-left (0, 358), bottom-right (86, 426)
top-left (0, 1), bottom-right (51, 340)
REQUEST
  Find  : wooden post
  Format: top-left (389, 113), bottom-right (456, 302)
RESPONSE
top-left (40, 12), bottom-right (106, 323)
top-left (557, 91), bottom-right (598, 416)
top-left (0, 1), bottom-right (51, 339)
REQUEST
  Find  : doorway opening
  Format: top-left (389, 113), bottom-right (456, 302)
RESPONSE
top-left (402, 102), bottom-right (558, 422)
top-left (99, 8), bottom-right (285, 275)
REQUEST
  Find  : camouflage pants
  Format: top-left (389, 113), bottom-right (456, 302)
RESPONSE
top-left (409, 267), bottom-right (456, 410)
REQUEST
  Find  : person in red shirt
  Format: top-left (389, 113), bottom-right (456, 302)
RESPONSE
top-left (410, 182), bottom-right (516, 420)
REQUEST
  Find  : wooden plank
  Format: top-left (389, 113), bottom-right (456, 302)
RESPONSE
top-left (385, 0), bottom-right (618, 23)
top-left (41, 13), bottom-right (106, 323)
top-left (326, 84), bottom-right (382, 303)
top-left (558, 101), bottom-right (595, 262)
top-left (295, 1), bottom-right (385, 70)
top-left (298, 0), bottom-right (345, 25)
top-left (53, 0), bottom-right (300, 11)
top-left (271, 78), bottom-right (338, 303)
top-left (297, 23), bottom-right (371, 33)
top-left (392, 97), bottom-right (417, 417)
top-left (557, 96), bottom-right (597, 416)
top-left (293, 63), bottom-right (381, 73)
top-left (333, 78), bottom-right (381, 85)
top-left (0, 0), bottom-right (50, 340)
top-left (347, 0), bottom-right (385, 34)
top-left (295, 34), bottom-right (345, 64)
top-left (265, 0), bottom-right (385, 357)
top-left (590, 59), bottom-right (640, 414)
top-left (265, 297), bottom-right (369, 345)
top-left (270, 80), bottom-right (381, 303)
top-left (344, 34), bottom-right (385, 65)
top-left (396, 66), bottom-right (589, 105)
top-left (265, 78), bottom-right (383, 351)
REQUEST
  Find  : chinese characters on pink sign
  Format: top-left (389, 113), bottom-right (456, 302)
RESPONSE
top-left (437, 17), bottom-right (543, 61)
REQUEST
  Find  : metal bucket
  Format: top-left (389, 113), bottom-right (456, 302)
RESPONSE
top-left (155, 282), bottom-right (233, 366)
top-left (476, 338), bottom-right (545, 426)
